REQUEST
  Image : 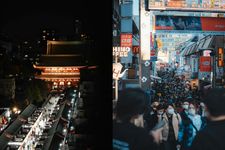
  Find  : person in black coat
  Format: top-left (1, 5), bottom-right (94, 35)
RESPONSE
top-left (113, 88), bottom-right (160, 150)
top-left (190, 88), bottom-right (225, 150)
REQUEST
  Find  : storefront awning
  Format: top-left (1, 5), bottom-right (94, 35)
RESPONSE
top-left (182, 35), bottom-right (215, 56)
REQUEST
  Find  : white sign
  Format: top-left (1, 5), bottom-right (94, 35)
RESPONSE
top-left (113, 47), bottom-right (130, 57)
top-left (203, 50), bottom-right (212, 56)
top-left (113, 63), bottom-right (123, 80)
top-left (144, 61), bottom-right (150, 67)
top-left (141, 76), bottom-right (147, 83)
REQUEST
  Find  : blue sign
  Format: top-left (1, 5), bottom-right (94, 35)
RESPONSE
top-left (150, 56), bottom-right (157, 61)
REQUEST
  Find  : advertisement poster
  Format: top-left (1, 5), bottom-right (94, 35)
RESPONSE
top-left (155, 16), bottom-right (225, 32)
top-left (199, 56), bottom-right (211, 72)
top-left (149, 0), bottom-right (225, 9)
top-left (120, 34), bottom-right (132, 48)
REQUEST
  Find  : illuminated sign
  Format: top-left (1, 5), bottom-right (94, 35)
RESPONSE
top-left (218, 47), bottom-right (224, 67)
top-left (120, 34), bottom-right (132, 48)
top-left (113, 47), bottom-right (131, 57)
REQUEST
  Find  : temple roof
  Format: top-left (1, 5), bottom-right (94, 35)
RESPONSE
top-left (35, 55), bottom-right (86, 67)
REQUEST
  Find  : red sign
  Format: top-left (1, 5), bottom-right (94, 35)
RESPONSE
top-left (151, 50), bottom-right (156, 56)
top-left (121, 34), bottom-right (132, 48)
top-left (132, 46), bottom-right (139, 54)
top-left (201, 17), bottom-right (225, 31)
top-left (200, 56), bottom-right (211, 72)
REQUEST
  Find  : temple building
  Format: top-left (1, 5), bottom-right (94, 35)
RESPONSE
top-left (33, 40), bottom-right (92, 89)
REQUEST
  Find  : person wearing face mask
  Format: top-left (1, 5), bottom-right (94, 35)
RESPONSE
top-left (161, 103), bottom-right (182, 150)
top-left (179, 100), bottom-right (191, 127)
top-left (177, 102), bottom-right (202, 150)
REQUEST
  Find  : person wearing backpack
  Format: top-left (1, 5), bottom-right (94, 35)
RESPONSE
top-left (190, 88), bottom-right (225, 150)
top-left (177, 102), bottom-right (202, 150)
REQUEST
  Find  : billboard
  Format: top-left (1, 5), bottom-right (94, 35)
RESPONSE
top-left (155, 16), bottom-right (225, 31)
top-left (148, 0), bottom-right (225, 12)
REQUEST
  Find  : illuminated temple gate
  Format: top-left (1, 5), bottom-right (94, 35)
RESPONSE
top-left (34, 40), bottom-right (90, 89)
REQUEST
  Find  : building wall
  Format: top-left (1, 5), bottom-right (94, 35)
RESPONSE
top-left (0, 78), bottom-right (15, 99)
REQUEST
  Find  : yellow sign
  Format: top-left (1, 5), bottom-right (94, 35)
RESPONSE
top-left (218, 48), bottom-right (224, 67)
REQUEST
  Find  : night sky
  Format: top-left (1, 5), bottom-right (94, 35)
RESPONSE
top-left (0, 1), bottom-right (111, 43)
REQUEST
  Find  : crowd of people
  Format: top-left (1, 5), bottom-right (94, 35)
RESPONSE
top-left (113, 69), bottom-right (225, 150)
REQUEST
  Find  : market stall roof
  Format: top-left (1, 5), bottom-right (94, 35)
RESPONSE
top-left (43, 102), bottom-right (67, 150)
top-left (0, 104), bottom-right (36, 149)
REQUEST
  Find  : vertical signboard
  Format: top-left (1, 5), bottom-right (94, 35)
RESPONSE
top-left (218, 47), bottom-right (224, 67)
top-left (200, 56), bottom-right (211, 72)
top-left (121, 34), bottom-right (133, 48)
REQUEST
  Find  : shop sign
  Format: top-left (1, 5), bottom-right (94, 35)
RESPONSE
top-left (120, 34), bottom-right (132, 48)
top-left (199, 56), bottom-right (211, 72)
top-left (132, 46), bottom-right (139, 54)
top-left (113, 47), bottom-right (130, 57)
top-left (218, 47), bottom-right (224, 67)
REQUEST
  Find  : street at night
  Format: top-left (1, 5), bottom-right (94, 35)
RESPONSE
top-left (113, 0), bottom-right (225, 150)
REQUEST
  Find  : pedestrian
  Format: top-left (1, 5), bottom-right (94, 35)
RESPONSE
top-left (161, 103), bottom-right (182, 150)
top-left (198, 102), bottom-right (207, 130)
top-left (190, 88), bottom-right (225, 150)
top-left (177, 102), bottom-right (202, 150)
top-left (113, 88), bottom-right (160, 150)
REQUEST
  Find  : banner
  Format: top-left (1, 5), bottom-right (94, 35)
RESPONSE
top-left (199, 56), bottom-right (211, 72)
top-left (155, 16), bottom-right (225, 32)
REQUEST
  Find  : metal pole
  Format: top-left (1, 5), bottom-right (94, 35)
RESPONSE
top-left (115, 55), bottom-right (119, 100)
top-left (213, 54), bottom-right (216, 88)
